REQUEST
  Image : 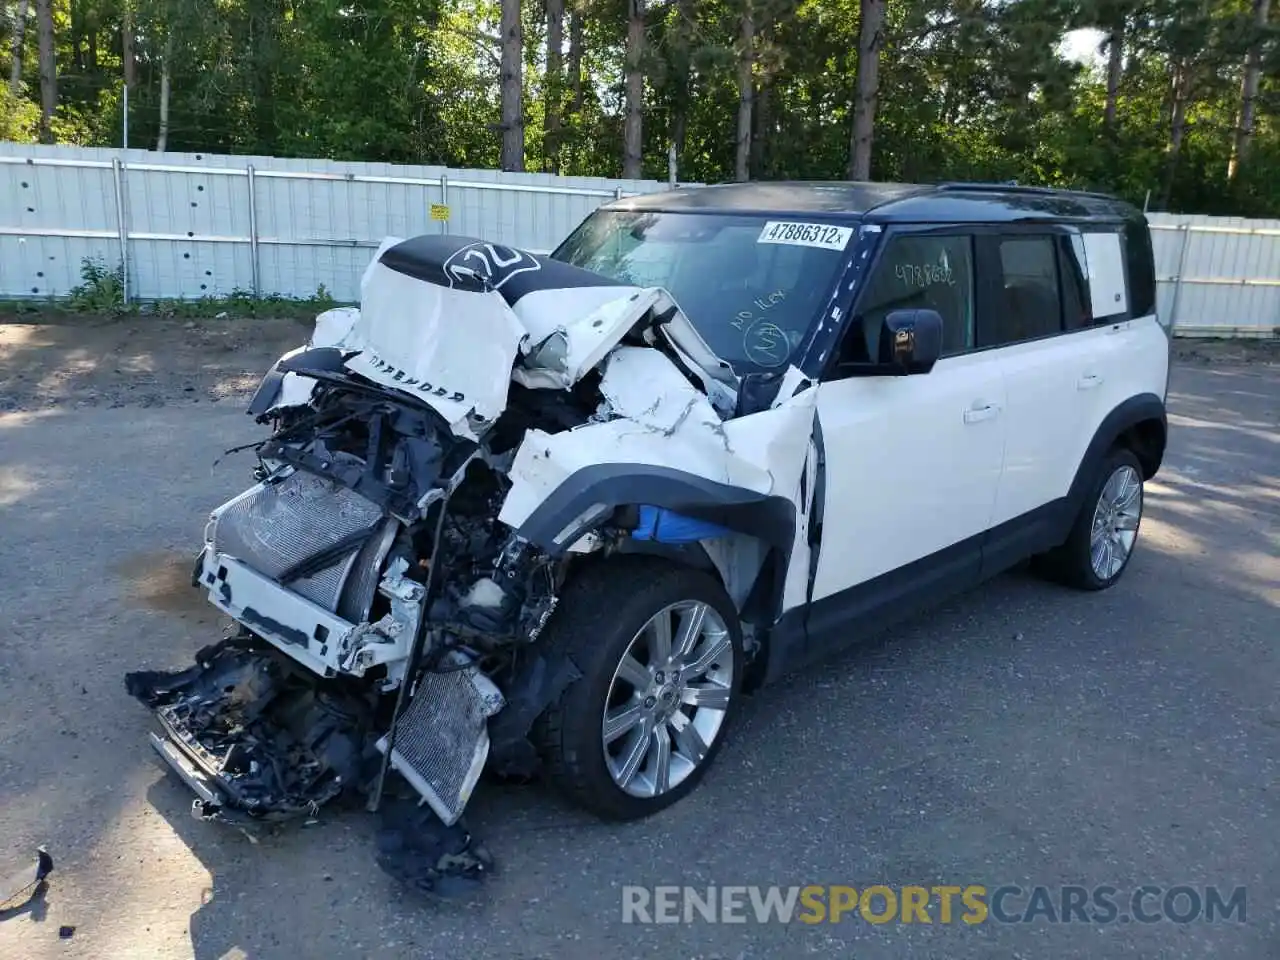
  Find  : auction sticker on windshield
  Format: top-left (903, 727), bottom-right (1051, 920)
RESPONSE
top-left (758, 221), bottom-right (853, 251)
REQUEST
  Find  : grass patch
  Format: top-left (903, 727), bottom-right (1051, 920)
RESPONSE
top-left (3, 256), bottom-right (349, 321)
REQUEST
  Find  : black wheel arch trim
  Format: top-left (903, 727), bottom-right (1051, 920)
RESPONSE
top-left (513, 463), bottom-right (798, 560)
top-left (1067, 392), bottom-right (1167, 517)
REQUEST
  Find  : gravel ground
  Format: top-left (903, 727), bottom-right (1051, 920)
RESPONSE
top-left (0, 315), bottom-right (311, 412)
top-left (0, 320), bottom-right (1276, 960)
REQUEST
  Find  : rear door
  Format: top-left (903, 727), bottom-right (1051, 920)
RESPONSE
top-left (1077, 226), bottom-right (1167, 425)
top-left (976, 228), bottom-right (1112, 572)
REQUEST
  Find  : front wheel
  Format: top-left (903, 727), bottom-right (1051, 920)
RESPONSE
top-left (533, 557), bottom-right (744, 821)
top-left (1039, 447), bottom-right (1146, 590)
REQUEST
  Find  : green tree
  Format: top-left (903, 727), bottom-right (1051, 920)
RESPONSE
top-left (0, 0), bottom-right (1277, 214)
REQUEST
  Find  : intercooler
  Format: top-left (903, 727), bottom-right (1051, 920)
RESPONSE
top-left (208, 463), bottom-right (396, 623)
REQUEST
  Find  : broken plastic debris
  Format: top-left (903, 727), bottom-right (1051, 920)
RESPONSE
top-left (374, 796), bottom-right (494, 899)
top-left (462, 577), bottom-right (505, 610)
top-left (0, 847), bottom-right (53, 915)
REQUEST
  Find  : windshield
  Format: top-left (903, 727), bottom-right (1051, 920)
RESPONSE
top-left (550, 209), bottom-right (853, 373)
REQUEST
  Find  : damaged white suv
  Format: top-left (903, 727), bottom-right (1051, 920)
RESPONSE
top-left (128, 181), bottom-right (1169, 875)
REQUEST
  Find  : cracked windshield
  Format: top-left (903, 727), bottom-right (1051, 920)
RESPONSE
top-left (553, 210), bottom-right (851, 373)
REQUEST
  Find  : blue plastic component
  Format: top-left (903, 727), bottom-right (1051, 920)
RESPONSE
top-left (631, 505), bottom-right (733, 543)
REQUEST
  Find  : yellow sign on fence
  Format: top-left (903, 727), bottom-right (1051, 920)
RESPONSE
top-left (429, 203), bottom-right (450, 221)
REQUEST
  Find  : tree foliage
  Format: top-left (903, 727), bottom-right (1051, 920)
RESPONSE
top-left (2, 0), bottom-right (1278, 214)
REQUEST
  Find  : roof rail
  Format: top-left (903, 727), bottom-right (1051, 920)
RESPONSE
top-left (935, 181), bottom-right (1119, 201)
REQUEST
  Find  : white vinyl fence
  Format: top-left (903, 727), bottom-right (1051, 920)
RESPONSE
top-left (0, 142), bottom-right (1277, 337)
top-left (1144, 213), bottom-right (1280, 338)
top-left (0, 144), bottom-right (686, 303)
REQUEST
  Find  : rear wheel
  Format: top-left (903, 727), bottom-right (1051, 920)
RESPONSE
top-left (1038, 447), bottom-right (1146, 590)
top-left (533, 557), bottom-right (744, 821)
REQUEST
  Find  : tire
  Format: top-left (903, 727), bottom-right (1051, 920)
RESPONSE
top-left (1037, 446), bottom-right (1146, 591)
top-left (533, 556), bottom-right (745, 822)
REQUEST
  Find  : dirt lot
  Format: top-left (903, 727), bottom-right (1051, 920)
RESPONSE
top-left (1, 318), bottom-right (1277, 960)
top-left (0, 315), bottom-right (312, 412)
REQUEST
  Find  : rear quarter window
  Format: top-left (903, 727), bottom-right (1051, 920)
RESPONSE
top-left (1123, 218), bottom-right (1157, 318)
top-left (1081, 231), bottom-right (1130, 320)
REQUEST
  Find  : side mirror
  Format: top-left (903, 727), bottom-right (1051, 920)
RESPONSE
top-left (879, 309), bottom-right (943, 375)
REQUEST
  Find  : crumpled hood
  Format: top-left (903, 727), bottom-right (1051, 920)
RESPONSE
top-left (307, 235), bottom-right (738, 438)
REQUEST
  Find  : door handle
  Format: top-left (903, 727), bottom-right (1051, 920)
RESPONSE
top-left (1077, 373), bottom-right (1103, 390)
top-left (963, 403), bottom-right (1000, 424)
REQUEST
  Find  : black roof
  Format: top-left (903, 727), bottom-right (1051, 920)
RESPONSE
top-left (602, 180), bottom-right (1141, 225)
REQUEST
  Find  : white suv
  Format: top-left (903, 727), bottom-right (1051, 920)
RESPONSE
top-left (129, 181), bottom-right (1169, 870)
top-left (532, 180), bottom-right (1170, 816)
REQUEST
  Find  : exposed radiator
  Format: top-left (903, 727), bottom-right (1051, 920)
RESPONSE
top-left (209, 462), bottom-right (383, 613)
top-left (377, 661), bottom-right (506, 825)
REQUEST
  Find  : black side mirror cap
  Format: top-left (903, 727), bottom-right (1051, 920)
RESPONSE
top-left (880, 309), bottom-right (943, 375)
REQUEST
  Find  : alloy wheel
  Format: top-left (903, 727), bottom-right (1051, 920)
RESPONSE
top-left (601, 600), bottom-right (734, 798)
top-left (1089, 463), bottom-right (1143, 580)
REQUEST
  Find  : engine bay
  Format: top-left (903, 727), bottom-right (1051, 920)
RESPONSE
top-left (128, 362), bottom-right (600, 817)
top-left (125, 365), bottom-right (597, 891)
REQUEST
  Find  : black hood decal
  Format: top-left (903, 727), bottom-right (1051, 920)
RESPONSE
top-left (379, 235), bottom-right (626, 308)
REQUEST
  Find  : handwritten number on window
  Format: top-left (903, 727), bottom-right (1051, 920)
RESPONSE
top-left (894, 257), bottom-right (956, 290)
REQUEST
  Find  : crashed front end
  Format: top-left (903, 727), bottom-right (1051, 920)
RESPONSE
top-left (126, 234), bottom-right (819, 882)
top-left (130, 395), bottom-right (528, 830)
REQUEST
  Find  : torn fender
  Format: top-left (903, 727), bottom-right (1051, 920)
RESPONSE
top-left (247, 306), bottom-right (360, 417)
top-left (498, 349), bottom-right (819, 555)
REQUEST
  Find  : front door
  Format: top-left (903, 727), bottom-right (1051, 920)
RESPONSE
top-left (798, 229), bottom-right (1008, 653)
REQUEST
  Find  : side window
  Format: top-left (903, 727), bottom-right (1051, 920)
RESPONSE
top-left (839, 233), bottom-right (976, 365)
top-left (979, 235), bottom-right (1064, 347)
top-left (1058, 236), bottom-right (1090, 331)
top-left (1122, 219), bottom-right (1156, 318)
